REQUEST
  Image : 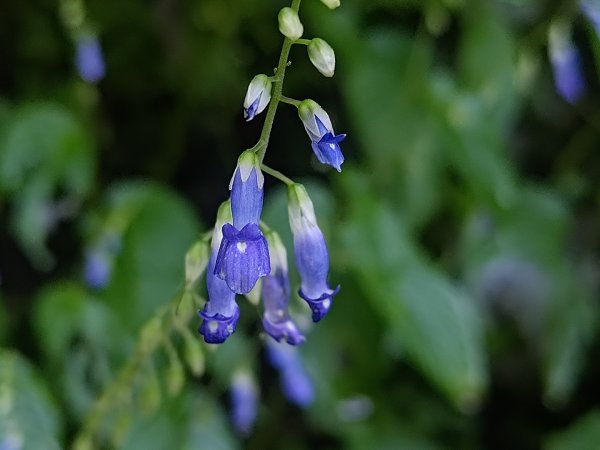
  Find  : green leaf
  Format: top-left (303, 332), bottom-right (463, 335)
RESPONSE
top-left (100, 181), bottom-right (200, 329)
top-left (0, 102), bottom-right (95, 268)
top-left (545, 409), bottom-right (600, 450)
top-left (341, 172), bottom-right (487, 409)
top-left (0, 349), bottom-right (63, 449)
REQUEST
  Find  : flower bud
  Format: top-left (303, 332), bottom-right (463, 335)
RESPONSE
top-left (278, 7), bottom-right (304, 41)
top-left (320, 0), bottom-right (340, 9)
top-left (307, 38), bottom-right (335, 77)
top-left (243, 75), bottom-right (272, 121)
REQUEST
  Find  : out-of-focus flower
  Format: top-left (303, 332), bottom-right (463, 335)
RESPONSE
top-left (581, 0), bottom-right (600, 37)
top-left (266, 341), bottom-right (314, 407)
top-left (199, 201), bottom-right (240, 344)
top-left (548, 22), bottom-right (585, 103)
top-left (230, 370), bottom-right (259, 435)
top-left (319, 0), bottom-right (340, 9)
top-left (75, 34), bottom-right (105, 84)
top-left (288, 183), bottom-right (339, 322)
top-left (298, 100), bottom-right (345, 172)
top-left (215, 151), bottom-right (270, 294)
top-left (261, 230), bottom-right (305, 345)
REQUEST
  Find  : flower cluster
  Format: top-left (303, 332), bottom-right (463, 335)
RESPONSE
top-left (198, 1), bottom-right (345, 345)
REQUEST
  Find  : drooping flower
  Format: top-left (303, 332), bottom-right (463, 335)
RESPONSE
top-left (215, 150), bottom-right (270, 294)
top-left (307, 38), bottom-right (336, 77)
top-left (278, 7), bottom-right (304, 41)
top-left (288, 183), bottom-right (339, 322)
top-left (298, 100), bottom-right (346, 172)
top-left (243, 75), bottom-right (272, 121)
top-left (75, 34), bottom-right (105, 84)
top-left (229, 370), bottom-right (259, 435)
top-left (261, 230), bottom-right (305, 345)
top-left (548, 22), bottom-right (585, 103)
top-left (266, 341), bottom-right (314, 407)
top-left (199, 201), bottom-right (241, 344)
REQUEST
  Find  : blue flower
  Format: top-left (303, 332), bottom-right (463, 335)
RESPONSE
top-left (215, 151), bottom-right (270, 294)
top-left (230, 370), bottom-right (259, 435)
top-left (298, 100), bottom-right (346, 172)
top-left (266, 341), bottom-right (314, 407)
top-left (84, 251), bottom-right (112, 289)
top-left (581, 0), bottom-right (600, 37)
top-left (288, 184), bottom-right (339, 322)
top-left (199, 201), bottom-right (240, 344)
top-left (548, 23), bottom-right (585, 103)
top-left (261, 231), bottom-right (305, 345)
top-left (243, 75), bottom-right (272, 121)
top-left (75, 35), bottom-right (105, 84)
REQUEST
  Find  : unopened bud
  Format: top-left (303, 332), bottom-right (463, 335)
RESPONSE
top-left (308, 38), bottom-right (335, 77)
top-left (278, 7), bottom-right (304, 41)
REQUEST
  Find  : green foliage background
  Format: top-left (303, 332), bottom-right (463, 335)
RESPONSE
top-left (1, 0), bottom-right (600, 448)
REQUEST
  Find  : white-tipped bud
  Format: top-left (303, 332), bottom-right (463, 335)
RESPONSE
top-left (278, 7), bottom-right (304, 41)
top-left (320, 0), bottom-right (340, 9)
top-left (243, 74), bottom-right (272, 121)
top-left (307, 38), bottom-right (335, 77)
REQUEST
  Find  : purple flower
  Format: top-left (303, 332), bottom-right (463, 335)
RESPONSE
top-left (288, 184), bottom-right (339, 322)
top-left (75, 35), bottom-right (105, 84)
top-left (199, 201), bottom-right (240, 344)
top-left (298, 100), bottom-right (346, 172)
top-left (230, 370), bottom-right (259, 435)
top-left (261, 231), bottom-right (305, 345)
top-left (84, 251), bottom-right (111, 289)
top-left (266, 341), bottom-right (314, 407)
top-left (215, 151), bottom-right (270, 294)
top-left (548, 23), bottom-right (585, 103)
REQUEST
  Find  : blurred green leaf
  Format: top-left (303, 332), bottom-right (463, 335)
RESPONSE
top-left (33, 282), bottom-right (132, 417)
top-left (544, 409), bottom-right (600, 450)
top-left (0, 102), bottom-right (94, 268)
top-left (340, 170), bottom-right (487, 409)
top-left (100, 181), bottom-right (200, 329)
top-left (0, 349), bottom-right (63, 449)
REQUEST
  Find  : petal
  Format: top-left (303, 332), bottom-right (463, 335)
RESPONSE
top-left (199, 304), bottom-right (241, 344)
top-left (244, 96), bottom-right (260, 121)
top-left (298, 285), bottom-right (340, 322)
top-left (231, 168), bottom-right (263, 229)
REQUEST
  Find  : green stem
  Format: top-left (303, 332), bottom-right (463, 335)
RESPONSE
top-left (261, 163), bottom-right (295, 185)
top-left (295, 38), bottom-right (311, 45)
top-left (280, 95), bottom-right (301, 107)
top-left (256, 0), bottom-right (302, 162)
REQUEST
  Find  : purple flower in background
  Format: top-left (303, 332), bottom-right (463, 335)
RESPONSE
top-left (581, 0), bottom-right (600, 36)
top-left (75, 35), bottom-right (105, 84)
top-left (199, 201), bottom-right (241, 344)
top-left (230, 370), bottom-right (259, 435)
top-left (214, 151), bottom-right (270, 294)
top-left (261, 230), bottom-right (305, 345)
top-left (84, 251), bottom-right (111, 289)
top-left (266, 341), bottom-right (314, 407)
top-left (548, 23), bottom-right (585, 103)
top-left (287, 183), bottom-right (339, 322)
top-left (298, 100), bottom-right (346, 172)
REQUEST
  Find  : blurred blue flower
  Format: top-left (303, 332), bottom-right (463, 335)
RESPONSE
top-left (215, 151), bottom-right (270, 294)
top-left (261, 231), bottom-right (305, 345)
top-left (84, 251), bottom-right (112, 289)
top-left (230, 370), bottom-right (259, 435)
top-left (298, 100), bottom-right (346, 172)
top-left (199, 202), bottom-right (240, 344)
top-left (288, 184), bottom-right (339, 322)
top-left (75, 35), bottom-right (105, 84)
top-left (548, 23), bottom-right (585, 103)
top-left (581, 0), bottom-right (600, 36)
top-left (266, 341), bottom-right (314, 407)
